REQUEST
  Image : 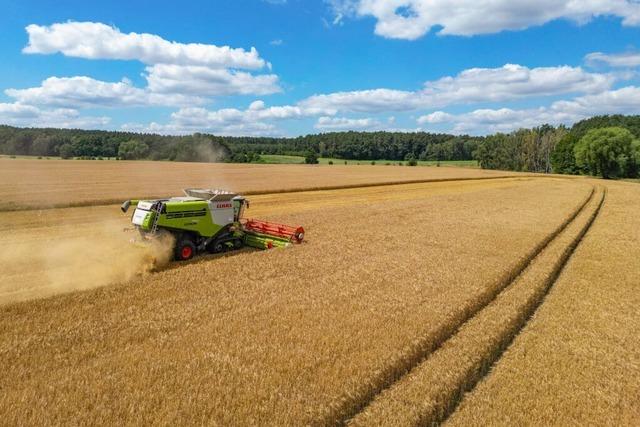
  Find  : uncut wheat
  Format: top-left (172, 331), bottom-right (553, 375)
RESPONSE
top-left (446, 180), bottom-right (640, 426)
top-left (0, 178), bottom-right (589, 425)
top-left (0, 158), bottom-right (519, 210)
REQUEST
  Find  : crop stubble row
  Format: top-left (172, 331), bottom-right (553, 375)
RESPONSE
top-left (0, 158), bottom-right (517, 211)
top-left (348, 185), bottom-right (605, 426)
top-left (0, 178), bottom-right (592, 425)
top-left (446, 180), bottom-right (640, 425)
top-left (0, 178), bottom-right (529, 305)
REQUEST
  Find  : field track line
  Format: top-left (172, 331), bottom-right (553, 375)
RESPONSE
top-left (0, 174), bottom-right (572, 212)
top-left (312, 184), bottom-right (597, 426)
top-left (436, 186), bottom-right (607, 426)
top-left (343, 186), bottom-right (607, 427)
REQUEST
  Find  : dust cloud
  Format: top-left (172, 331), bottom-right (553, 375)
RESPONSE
top-left (0, 221), bottom-right (175, 305)
top-left (195, 142), bottom-right (227, 163)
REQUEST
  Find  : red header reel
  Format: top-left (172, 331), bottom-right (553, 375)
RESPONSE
top-left (242, 219), bottom-right (305, 244)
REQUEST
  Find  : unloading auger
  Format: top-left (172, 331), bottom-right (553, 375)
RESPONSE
top-left (121, 188), bottom-right (304, 261)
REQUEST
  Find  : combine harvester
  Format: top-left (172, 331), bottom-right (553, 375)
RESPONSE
top-left (121, 189), bottom-right (304, 261)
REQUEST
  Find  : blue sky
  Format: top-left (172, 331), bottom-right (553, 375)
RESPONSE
top-left (1, 0), bottom-right (639, 136)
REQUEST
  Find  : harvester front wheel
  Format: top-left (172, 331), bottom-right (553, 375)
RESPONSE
top-left (174, 237), bottom-right (196, 261)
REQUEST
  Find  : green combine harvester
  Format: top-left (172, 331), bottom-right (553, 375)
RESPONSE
top-left (121, 188), bottom-right (304, 261)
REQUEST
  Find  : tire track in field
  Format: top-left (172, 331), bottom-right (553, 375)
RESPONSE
top-left (342, 186), bottom-right (606, 427)
top-left (315, 184), bottom-right (597, 426)
top-left (436, 187), bottom-right (607, 425)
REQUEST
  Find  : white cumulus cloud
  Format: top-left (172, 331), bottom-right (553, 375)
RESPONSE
top-left (300, 88), bottom-right (417, 114)
top-left (0, 103), bottom-right (110, 128)
top-left (417, 111), bottom-right (454, 124)
top-left (24, 21), bottom-right (266, 69)
top-left (329, 0), bottom-right (640, 39)
top-left (144, 64), bottom-right (280, 96)
top-left (8, 22), bottom-right (282, 109)
top-left (417, 86), bottom-right (640, 134)
top-left (586, 51), bottom-right (640, 67)
top-left (124, 101), bottom-right (317, 136)
top-left (170, 103), bottom-right (312, 126)
top-left (551, 85), bottom-right (640, 116)
top-left (432, 108), bottom-right (575, 134)
top-left (5, 76), bottom-right (203, 108)
top-left (300, 64), bottom-right (614, 113)
top-left (122, 120), bottom-right (278, 137)
top-left (115, 64), bottom-right (632, 135)
top-left (314, 116), bottom-right (382, 130)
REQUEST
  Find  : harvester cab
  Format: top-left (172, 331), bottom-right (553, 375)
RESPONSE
top-left (121, 188), bottom-right (304, 261)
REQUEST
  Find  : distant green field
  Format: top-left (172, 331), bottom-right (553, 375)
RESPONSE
top-left (256, 154), bottom-right (479, 168)
top-left (0, 154), bottom-right (120, 160)
top-left (1, 153), bottom-right (479, 168)
top-left (255, 155), bottom-right (305, 164)
top-left (0, 154), bottom-right (62, 160)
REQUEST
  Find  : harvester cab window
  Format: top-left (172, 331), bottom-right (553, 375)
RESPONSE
top-left (232, 196), bottom-right (247, 222)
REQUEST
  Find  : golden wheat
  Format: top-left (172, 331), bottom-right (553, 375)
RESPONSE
top-left (445, 180), bottom-right (640, 426)
top-left (0, 178), bottom-right (591, 425)
top-left (0, 178), bottom-right (530, 304)
top-left (0, 157), bottom-right (524, 210)
top-left (348, 185), bottom-right (604, 426)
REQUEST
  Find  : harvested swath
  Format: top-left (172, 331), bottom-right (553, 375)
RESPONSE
top-left (0, 179), bottom-right (590, 425)
top-left (348, 186), bottom-right (604, 427)
top-left (0, 177), bottom-right (533, 239)
top-left (446, 180), bottom-right (640, 426)
top-left (0, 178), bottom-right (531, 305)
top-left (0, 157), bottom-right (519, 211)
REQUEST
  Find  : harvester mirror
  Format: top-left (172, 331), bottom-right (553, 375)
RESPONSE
top-left (121, 200), bottom-right (131, 213)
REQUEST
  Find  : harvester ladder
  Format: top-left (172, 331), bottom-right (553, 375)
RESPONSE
top-left (150, 202), bottom-right (163, 234)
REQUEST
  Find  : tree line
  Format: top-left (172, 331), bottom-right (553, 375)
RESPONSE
top-left (474, 124), bottom-right (566, 173)
top-left (1, 114), bottom-right (639, 179)
top-left (475, 115), bottom-right (640, 179)
top-left (0, 126), bottom-right (479, 163)
top-left (0, 127), bottom-right (233, 162)
top-left (232, 132), bottom-right (478, 161)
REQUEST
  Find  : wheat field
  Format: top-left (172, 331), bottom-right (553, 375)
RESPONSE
top-left (349, 186), bottom-right (605, 426)
top-left (0, 177), bottom-right (530, 304)
top-left (0, 162), bottom-right (637, 425)
top-left (0, 157), bottom-right (517, 210)
top-left (446, 180), bottom-right (640, 425)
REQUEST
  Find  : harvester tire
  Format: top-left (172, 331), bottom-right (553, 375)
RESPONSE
top-left (174, 237), bottom-right (196, 261)
top-left (233, 239), bottom-right (243, 249)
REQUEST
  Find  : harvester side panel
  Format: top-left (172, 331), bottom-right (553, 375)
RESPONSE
top-left (156, 201), bottom-right (221, 237)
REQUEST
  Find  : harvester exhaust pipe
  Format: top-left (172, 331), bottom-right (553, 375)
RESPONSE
top-left (121, 200), bottom-right (131, 213)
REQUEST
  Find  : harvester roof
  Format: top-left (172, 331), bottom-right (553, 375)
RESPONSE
top-left (183, 188), bottom-right (239, 202)
top-left (168, 196), bottom-right (205, 202)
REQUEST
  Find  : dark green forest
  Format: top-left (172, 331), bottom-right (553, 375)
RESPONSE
top-left (1, 114), bottom-right (639, 179)
top-left (0, 126), bottom-right (478, 163)
top-left (474, 115), bottom-right (640, 178)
